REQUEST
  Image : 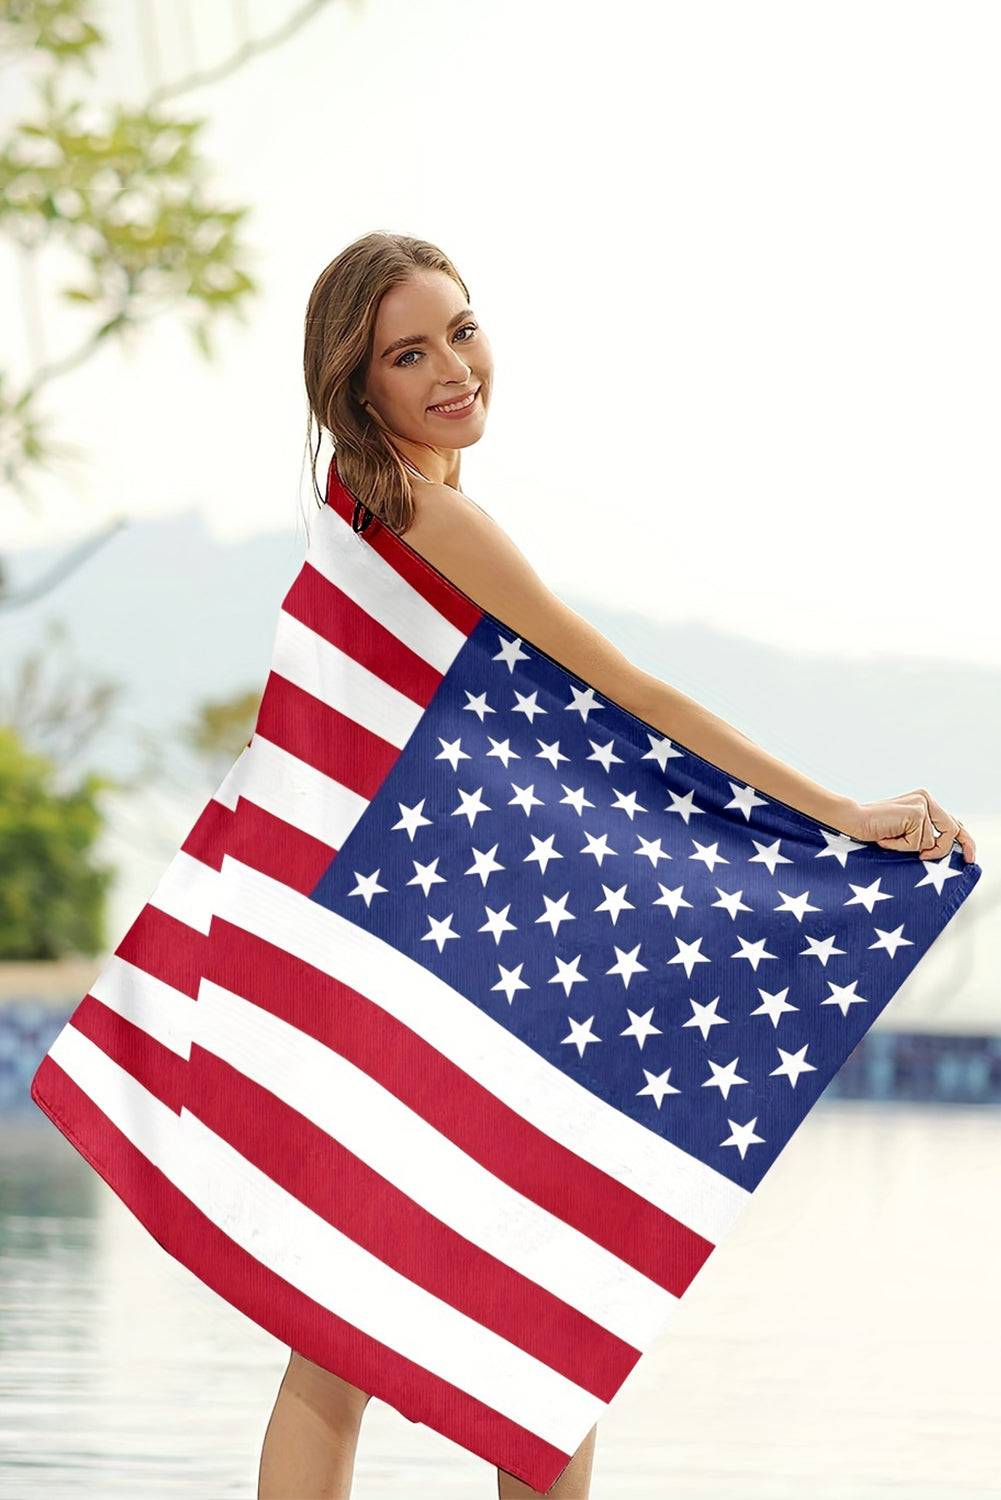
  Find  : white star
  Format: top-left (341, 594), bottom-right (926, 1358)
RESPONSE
top-left (720, 1116), bottom-right (766, 1159)
top-left (465, 843), bottom-right (505, 885)
top-left (512, 688), bottom-right (547, 722)
top-left (549, 953), bottom-right (588, 996)
top-left (493, 633), bottom-right (530, 672)
top-left (508, 781), bottom-right (544, 816)
top-left (711, 882), bottom-right (750, 918)
top-left (637, 1066), bottom-right (681, 1107)
top-left (641, 734), bottom-right (684, 772)
top-left (702, 1056), bottom-right (749, 1101)
top-left (682, 994), bottom-right (729, 1041)
top-left (732, 935), bottom-right (778, 970)
top-left (725, 783), bottom-right (768, 821)
top-left (452, 785), bottom-right (491, 827)
top-left (748, 838), bottom-right (793, 875)
top-left (536, 891), bottom-right (576, 935)
top-left (422, 911), bottom-right (460, 953)
top-left (347, 868), bottom-right (387, 906)
top-left (480, 903), bottom-right (517, 944)
top-left (821, 978), bottom-right (869, 1016)
top-left (773, 889), bottom-right (822, 922)
top-left (652, 883), bottom-right (693, 918)
top-left (485, 736), bottom-right (520, 767)
top-left (610, 787), bottom-right (647, 820)
top-left (436, 736), bottom-right (470, 770)
top-left (586, 738), bottom-right (624, 773)
top-left (750, 985), bottom-right (799, 1027)
top-left (690, 838), bottom-right (730, 872)
top-left (667, 934), bottom-right (712, 978)
top-left (634, 835), bottom-right (672, 868)
top-left (621, 1007), bottom-right (662, 1049)
top-left (581, 831), bottom-right (617, 865)
top-left (595, 882), bottom-right (635, 924)
top-left (815, 828), bottom-right (869, 866)
top-left (393, 798), bottom-right (433, 841)
top-left (665, 788), bottom-right (704, 824)
top-left (915, 854), bottom-right (964, 895)
top-left (869, 923), bottom-right (914, 959)
top-left (799, 932), bottom-right (846, 965)
top-left (560, 783), bottom-right (596, 816)
top-left (462, 689), bottom-right (495, 722)
top-left (536, 738), bottom-right (570, 770)
top-left (407, 857), bottom-right (447, 897)
top-left (493, 960), bottom-right (529, 1002)
top-left (770, 1044), bottom-right (817, 1087)
top-left (607, 942), bottom-right (648, 988)
top-left (712, 886), bottom-right (753, 920)
top-left (566, 684), bottom-right (604, 721)
top-left (844, 877), bottom-right (892, 914)
top-left (525, 832), bottom-right (563, 874)
top-left (562, 1014), bottom-right (601, 1057)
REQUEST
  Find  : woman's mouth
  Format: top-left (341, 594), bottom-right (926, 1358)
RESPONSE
top-left (427, 386), bottom-right (481, 419)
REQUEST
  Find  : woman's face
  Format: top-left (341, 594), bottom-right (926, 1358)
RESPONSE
top-left (359, 270), bottom-right (492, 456)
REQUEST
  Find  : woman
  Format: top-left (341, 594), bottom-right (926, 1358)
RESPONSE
top-left (257, 232), bottom-right (976, 1499)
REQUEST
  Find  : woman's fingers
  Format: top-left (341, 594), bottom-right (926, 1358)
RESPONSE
top-left (956, 824), bottom-right (977, 863)
top-left (902, 787), bottom-right (966, 861)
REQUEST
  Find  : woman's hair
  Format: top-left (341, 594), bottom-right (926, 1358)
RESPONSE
top-left (303, 231), bottom-right (470, 536)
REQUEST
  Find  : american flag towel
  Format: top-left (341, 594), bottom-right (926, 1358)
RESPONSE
top-left (31, 454), bottom-right (982, 1491)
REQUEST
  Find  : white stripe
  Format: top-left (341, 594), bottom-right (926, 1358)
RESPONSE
top-left (228, 734), bottom-right (369, 851)
top-left (47, 1024), bottom-right (604, 1453)
top-left (90, 955), bottom-right (196, 1059)
top-left (194, 978), bottom-right (678, 1349)
top-left (214, 857), bottom-right (751, 1244)
top-left (212, 745), bottom-right (250, 811)
top-left (309, 502), bottom-right (468, 674)
top-left (148, 850), bottom-right (220, 934)
top-left (270, 608), bottom-right (425, 749)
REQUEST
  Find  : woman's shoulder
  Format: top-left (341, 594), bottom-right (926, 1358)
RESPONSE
top-left (403, 474), bottom-right (493, 533)
top-left (399, 475), bottom-right (652, 716)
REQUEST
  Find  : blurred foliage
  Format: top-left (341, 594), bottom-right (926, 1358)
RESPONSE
top-left (0, 724), bottom-right (115, 959)
top-left (0, 0), bottom-right (262, 502)
top-left (0, 0), bottom-right (103, 63)
top-left (181, 686), bottom-right (262, 786)
top-left (0, 616), bottom-right (124, 771)
top-left (0, 0), bottom-right (335, 957)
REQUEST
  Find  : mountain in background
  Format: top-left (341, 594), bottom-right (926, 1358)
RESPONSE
top-left (3, 506), bottom-right (996, 814)
top-left (2, 508), bottom-right (994, 1030)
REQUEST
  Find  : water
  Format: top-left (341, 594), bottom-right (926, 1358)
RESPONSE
top-left (2, 1099), bottom-right (999, 1498)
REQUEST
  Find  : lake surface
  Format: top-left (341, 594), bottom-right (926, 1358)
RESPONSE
top-left (2, 1097), bottom-right (999, 1498)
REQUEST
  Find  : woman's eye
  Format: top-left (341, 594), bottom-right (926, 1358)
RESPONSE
top-left (395, 323), bottom-right (478, 367)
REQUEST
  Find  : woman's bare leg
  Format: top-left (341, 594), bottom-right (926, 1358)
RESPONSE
top-left (257, 1350), bottom-right (372, 1500)
top-left (496, 1423), bottom-right (597, 1498)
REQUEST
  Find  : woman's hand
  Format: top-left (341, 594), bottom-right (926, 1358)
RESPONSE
top-left (841, 787), bottom-right (976, 864)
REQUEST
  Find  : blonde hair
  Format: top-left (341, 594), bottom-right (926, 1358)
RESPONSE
top-left (303, 231), bottom-right (470, 536)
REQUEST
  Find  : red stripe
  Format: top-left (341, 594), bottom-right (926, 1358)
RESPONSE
top-left (30, 1057), bottom-right (576, 1494)
top-left (284, 562), bottom-right (448, 708)
top-left (254, 671), bottom-right (397, 801)
top-left (116, 904), bottom-right (208, 1000)
top-left (186, 1045), bottom-right (639, 1402)
top-left (206, 920), bottom-right (715, 1299)
top-left (181, 793), bottom-right (334, 893)
top-left (47, 936), bottom-right (639, 1398)
top-left (68, 992), bottom-right (187, 1110)
top-left (325, 458), bottom-right (482, 636)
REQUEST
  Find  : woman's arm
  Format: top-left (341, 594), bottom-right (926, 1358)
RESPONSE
top-left (401, 483), bottom-right (859, 833)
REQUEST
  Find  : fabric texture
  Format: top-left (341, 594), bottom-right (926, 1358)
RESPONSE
top-left (31, 453), bottom-right (982, 1492)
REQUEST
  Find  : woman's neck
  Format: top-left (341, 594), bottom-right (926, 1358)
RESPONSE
top-left (396, 443), bottom-right (461, 490)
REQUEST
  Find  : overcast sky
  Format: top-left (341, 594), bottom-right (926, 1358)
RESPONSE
top-left (2, 0), bottom-right (998, 666)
